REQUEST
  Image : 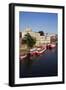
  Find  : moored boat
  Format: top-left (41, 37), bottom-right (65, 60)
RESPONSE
top-left (46, 44), bottom-right (56, 49)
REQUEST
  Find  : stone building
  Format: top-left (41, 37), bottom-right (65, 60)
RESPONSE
top-left (20, 28), bottom-right (51, 47)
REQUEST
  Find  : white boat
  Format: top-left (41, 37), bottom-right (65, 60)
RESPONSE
top-left (20, 55), bottom-right (27, 59)
top-left (51, 44), bottom-right (56, 48)
top-left (36, 48), bottom-right (46, 54)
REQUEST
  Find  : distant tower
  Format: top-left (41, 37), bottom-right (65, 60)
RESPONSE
top-left (25, 27), bottom-right (32, 33)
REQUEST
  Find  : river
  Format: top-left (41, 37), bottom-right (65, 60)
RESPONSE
top-left (20, 46), bottom-right (58, 78)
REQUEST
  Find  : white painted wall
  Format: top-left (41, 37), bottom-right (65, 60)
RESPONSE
top-left (0, 0), bottom-right (66, 89)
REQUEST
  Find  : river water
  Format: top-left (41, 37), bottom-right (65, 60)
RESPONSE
top-left (20, 46), bottom-right (58, 78)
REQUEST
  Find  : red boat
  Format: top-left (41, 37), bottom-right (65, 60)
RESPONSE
top-left (46, 44), bottom-right (56, 49)
top-left (30, 47), bottom-right (46, 56)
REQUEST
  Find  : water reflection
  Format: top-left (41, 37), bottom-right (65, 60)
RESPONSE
top-left (20, 53), bottom-right (33, 77)
top-left (25, 53), bottom-right (33, 69)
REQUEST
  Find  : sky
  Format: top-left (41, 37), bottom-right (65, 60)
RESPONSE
top-left (19, 12), bottom-right (58, 34)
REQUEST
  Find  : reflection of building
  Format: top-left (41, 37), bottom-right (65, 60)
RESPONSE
top-left (20, 28), bottom-right (51, 46)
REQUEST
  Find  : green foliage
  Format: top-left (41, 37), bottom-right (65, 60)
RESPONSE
top-left (23, 33), bottom-right (36, 48)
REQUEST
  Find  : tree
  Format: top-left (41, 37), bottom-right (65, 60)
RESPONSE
top-left (23, 33), bottom-right (36, 51)
top-left (38, 31), bottom-right (44, 36)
